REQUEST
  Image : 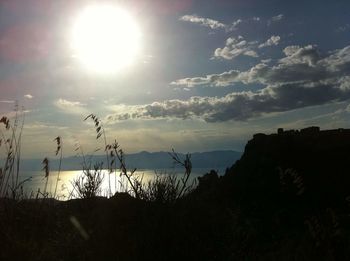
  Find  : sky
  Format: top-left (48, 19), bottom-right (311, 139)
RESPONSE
top-left (0, 0), bottom-right (350, 158)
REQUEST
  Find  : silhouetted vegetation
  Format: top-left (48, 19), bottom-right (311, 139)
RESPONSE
top-left (0, 104), bottom-right (26, 200)
top-left (1, 113), bottom-right (350, 260)
top-left (71, 162), bottom-right (104, 198)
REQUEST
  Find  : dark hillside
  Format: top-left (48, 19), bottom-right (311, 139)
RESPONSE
top-left (225, 127), bottom-right (350, 207)
top-left (2, 127), bottom-right (350, 260)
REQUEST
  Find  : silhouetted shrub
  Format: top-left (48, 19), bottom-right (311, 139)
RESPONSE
top-left (71, 163), bottom-right (104, 198)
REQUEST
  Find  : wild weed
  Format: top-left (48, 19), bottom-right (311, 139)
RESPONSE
top-left (81, 113), bottom-right (195, 202)
top-left (0, 104), bottom-right (27, 199)
top-left (106, 140), bottom-right (142, 198)
top-left (168, 149), bottom-right (193, 199)
top-left (71, 162), bottom-right (104, 198)
top-left (139, 150), bottom-right (196, 202)
top-left (84, 114), bottom-right (111, 196)
top-left (140, 173), bottom-right (179, 203)
top-left (42, 157), bottom-right (49, 198)
top-left (53, 136), bottom-right (62, 199)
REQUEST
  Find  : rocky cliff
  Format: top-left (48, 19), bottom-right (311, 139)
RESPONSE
top-left (224, 127), bottom-right (350, 208)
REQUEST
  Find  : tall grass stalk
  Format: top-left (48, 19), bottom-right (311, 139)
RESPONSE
top-left (0, 105), bottom-right (26, 198)
top-left (72, 113), bottom-right (194, 201)
top-left (14, 106), bottom-right (25, 194)
top-left (42, 157), bottom-right (49, 197)
top-left (84, 114), bottom-right (111, 196)
top-left (169, 149), bottom-right (193, 199)
top-left (53, 136), bottom-right (62, 199)
top-left (106, 140), bottom-right (142, 199)
top-left (71, 163), bottom-right (104, 198)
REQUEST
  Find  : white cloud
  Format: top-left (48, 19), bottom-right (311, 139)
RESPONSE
top-left (258, 35), bottom-right (281, 48)
top-left (179, 15), bottom-right (256, 32)
top-left (130, 44), bottom-right (350, 122)
top-left (227, 17), bottom-right (261, 31)
top-left (272, 14), bottom-right (284, 21)
top-left (213, 35), bottom-right (259, 60)
top-left (243, 50), bottom-right (258, 57)
top-left (280, 44), bottom-right (320, 66)
top-left (25, 122), bottom-right (68, 130)
top-left (179, 14), bottom-right (226, 29)
top-left (174, 44), bottom-right (333, 88)
top-left (0, 100), bottom-right (15, 103)
top-left (171, 70), bottom-right (241, 87)
top-left (108, 80), bottom-right (350, 123)
top-left (24, 94), bottom-right (33, 99)
top-left (54, 98), bottom-right (87, 115)
top-left (227, 19), bottom-right (243, 31)
top-left (55, 99), bottom-right (85, 107)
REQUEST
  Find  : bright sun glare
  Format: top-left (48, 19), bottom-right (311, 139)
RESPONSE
top-left (71, 5), bottom-right (141, 73)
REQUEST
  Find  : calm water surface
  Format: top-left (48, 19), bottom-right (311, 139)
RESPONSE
top-left (18, 168), bottom-right (225, 200)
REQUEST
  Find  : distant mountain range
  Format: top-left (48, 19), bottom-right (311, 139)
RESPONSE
top-left (19, 150), bottom-right (242, 171)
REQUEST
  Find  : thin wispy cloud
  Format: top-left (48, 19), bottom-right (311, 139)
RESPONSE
top-left (258, 35), bottom-right (281, 48)
top-left (268, 14), bottom-right (284, 25)
top-left (180, 15), bottom-right (251, 32)
top-left (179, 14), bottom-right (226, 29)
top-left (24, 94), bottom-right (33, 99)
top-left (171, 70), bottom-right (241, 87)
top-left (54, 98), bottom-right (87, 115)
top-left (25, 122), bottom-right (68, 130)
top-left (227, 19), bottom-right (243, 31)
top-left (336, 24), bottom-right (350, 33)
top-left (0, 100), bottom-right (15, 103)
top-left (229, 17), bottom-right (262, 31)
top-left (272, 14), bottom-right (284, 21)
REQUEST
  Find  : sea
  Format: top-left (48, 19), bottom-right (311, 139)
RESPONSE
top-left (16, 168), bottom-right (226, 200)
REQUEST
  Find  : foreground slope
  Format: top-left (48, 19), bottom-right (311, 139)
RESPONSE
top-left (1, 127), bottom-right (350, 260)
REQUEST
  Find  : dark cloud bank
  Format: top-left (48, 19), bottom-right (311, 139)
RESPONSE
top-left (108, 44), bottom-right (350, 123)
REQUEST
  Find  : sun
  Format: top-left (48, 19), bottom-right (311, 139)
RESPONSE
top-left (71, 5), bottom-right (141, 73)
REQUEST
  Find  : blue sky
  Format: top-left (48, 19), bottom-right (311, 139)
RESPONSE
top-left (0, 0), bottom-right (350, 158)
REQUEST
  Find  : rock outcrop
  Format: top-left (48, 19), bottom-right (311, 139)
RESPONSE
top-left (225, 127), bottom-right (350, 208)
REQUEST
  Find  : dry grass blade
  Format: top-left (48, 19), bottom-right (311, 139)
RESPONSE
top-left (84, 113), bottom-right (111, 195)
top-left (42, 157), bottom-right (50, 198)
top-left (71, 163), bottom-right (104, 198)
top-left (42, 158), bottom-right (49, 178)
top-left (168, 149), bottom-right (193, 199)
top-left (53, 136), bottom-right (63, 199)
top-left (84, 113), bottom-right (103, 140)
top-left (0, 106), bottom-right (26, 198)
top-left (105, 140), bottom-right (142, 198)
top-left (0, 116), bottom-right (10, 130)
top-left (54, 136), bottom-right (61, 156)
